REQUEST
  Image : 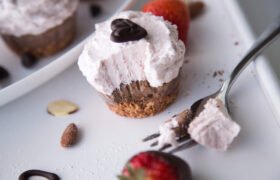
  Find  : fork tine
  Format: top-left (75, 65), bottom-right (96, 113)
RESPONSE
top-left (177, 134), bottom-right (191, 142)
top-left (142, 133), bottom-right (160, 142)
top-left (168, 140), bottom-right (197, 154)
top-left (150, 141), bottom-right (158, 147)
top-left (159, 135), bottom-right (191, 151)
top-left (157, 134), bottom-right (191, 151)
top-left (158, 144), bottom-right (171, 152)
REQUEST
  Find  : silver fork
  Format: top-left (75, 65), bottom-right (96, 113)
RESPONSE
top-left (143, 16), bottom-right (280, 154)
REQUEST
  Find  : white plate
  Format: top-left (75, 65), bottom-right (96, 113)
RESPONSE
top-left (1, 0), bottom-right (280, 179)
top-left (225, 0), bottom-right (280, 123)
top-left (0, 0), bottom-right (135, 107)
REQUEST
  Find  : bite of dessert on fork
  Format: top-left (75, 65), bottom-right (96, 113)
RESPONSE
top-left (143, 14), bottom-right (280, 153)
top-left (143, 97), bottom-right (241, 153)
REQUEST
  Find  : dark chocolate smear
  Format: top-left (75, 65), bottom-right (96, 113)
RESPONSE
top-left (110, 18), bottom-right (147, 43)
top-left (19, 170), bottom-right (60, 180)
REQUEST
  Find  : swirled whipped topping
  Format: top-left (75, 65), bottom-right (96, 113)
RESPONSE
top-left (188, 98), bottom-right (241, 151)
top-left (78, 11), bottom-right (185, 95)
top-left (0, 0), bottom-right (79, 36)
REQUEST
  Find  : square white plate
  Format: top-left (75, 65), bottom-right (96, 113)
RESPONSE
top-left (0, 0), bottom-right (280, 180)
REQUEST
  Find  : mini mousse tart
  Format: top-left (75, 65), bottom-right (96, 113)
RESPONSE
top-left (78, 11), bottom-right (185, 118)
top-left (0, 0), bottom-right (79, 58)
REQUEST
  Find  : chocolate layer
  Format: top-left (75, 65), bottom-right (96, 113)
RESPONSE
top-left (102, 76), bottom-right (180, 118)
top-left (1, 14), bottom-right (76, 58)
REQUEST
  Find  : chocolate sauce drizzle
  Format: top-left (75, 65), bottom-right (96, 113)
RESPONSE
top-left (110, 18), bottom-right (148, 43)
top-left (19, 170), bottom-right (60, 180)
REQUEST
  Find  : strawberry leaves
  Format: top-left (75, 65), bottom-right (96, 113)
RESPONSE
top-left (118, 165), bottom-right (146, 180)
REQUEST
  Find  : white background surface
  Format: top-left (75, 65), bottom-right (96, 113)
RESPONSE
top-left (0, 0), bottom-right (280, 179)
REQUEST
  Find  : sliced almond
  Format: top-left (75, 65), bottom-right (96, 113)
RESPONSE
top-left (60, 123), bottom-right (78, 148)
top-left (47, 100), bottom-right (79, 117)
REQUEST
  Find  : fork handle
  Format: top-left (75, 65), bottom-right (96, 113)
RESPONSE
top-left (219, 16), bottom-right (280, 101)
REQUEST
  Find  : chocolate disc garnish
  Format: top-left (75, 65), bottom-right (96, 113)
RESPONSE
top-left (110, 18), bottom-right (148, 43)
top-left (111, 19), bottom-right (135, 31)
top-left (19, 170), bottom-right (60, 180)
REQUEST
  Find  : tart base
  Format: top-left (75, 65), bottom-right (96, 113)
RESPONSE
top-left (107, 92), bottom-right (178, 118)
top-left (103, 76), bottom-right (180, 118)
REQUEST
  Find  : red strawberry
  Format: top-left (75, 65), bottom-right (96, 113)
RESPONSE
top-left (118, 151), bottom-right (192, 180)
top-left (142, 0), bottom-right (190, 45)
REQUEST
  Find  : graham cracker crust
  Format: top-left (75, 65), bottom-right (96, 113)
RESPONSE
top-left (107, 92), bottom-right (178, 118)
